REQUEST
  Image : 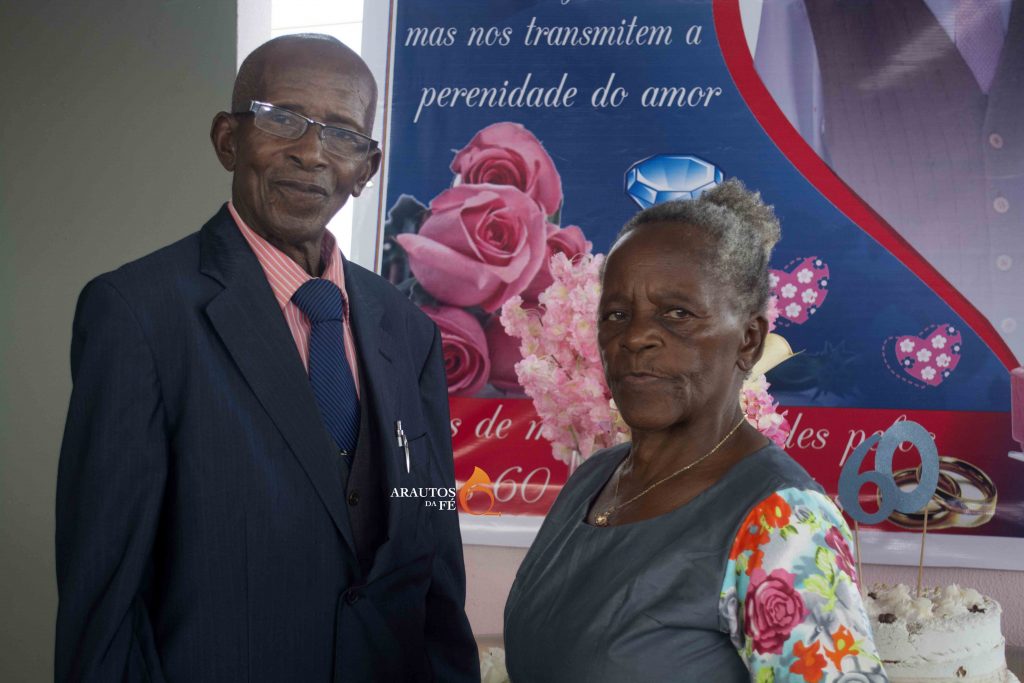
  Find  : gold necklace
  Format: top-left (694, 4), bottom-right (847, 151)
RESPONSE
top-left (593, 416), bottom-right (747, 527)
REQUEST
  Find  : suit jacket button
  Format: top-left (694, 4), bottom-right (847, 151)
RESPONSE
top-left (345, 587), bottom-right (363, 605)
top-left (348, 491), bottom-right (360, 506)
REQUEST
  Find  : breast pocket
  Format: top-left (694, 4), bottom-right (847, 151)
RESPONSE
top-left (396, 408), bottom-right (425, 469)
top-left (398, 407), bottom-right (447, 483)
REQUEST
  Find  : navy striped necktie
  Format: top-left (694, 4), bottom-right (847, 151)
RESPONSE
top-left (292, 279), bottom-right (360, 456)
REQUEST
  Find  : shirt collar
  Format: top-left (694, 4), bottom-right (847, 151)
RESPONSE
top-left (228, 201), bottom-right (349, 315)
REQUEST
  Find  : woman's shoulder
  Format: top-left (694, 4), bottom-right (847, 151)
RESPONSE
top-left (711, 444), bottom-right (831, 561)
top-left (734, 443), bottom-right (823, 498)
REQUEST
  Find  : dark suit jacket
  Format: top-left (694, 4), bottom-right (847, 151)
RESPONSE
top-left (55, 206), bottom-right (479, 682)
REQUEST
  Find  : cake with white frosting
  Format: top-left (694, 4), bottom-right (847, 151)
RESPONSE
top-left (865, 583), bottom-right (1015, 682)
top-left (479, 646), bottom-right (510, 683)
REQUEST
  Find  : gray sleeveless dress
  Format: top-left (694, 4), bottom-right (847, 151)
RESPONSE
top-left (503, 442), bottom-right (821, 683)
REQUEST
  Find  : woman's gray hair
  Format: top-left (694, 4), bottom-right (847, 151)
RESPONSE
top-left (613, 178), bottom-right (781, 316)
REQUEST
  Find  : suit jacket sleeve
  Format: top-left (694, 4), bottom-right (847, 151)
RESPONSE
top-left (55, 277), bottom-right (168, 682)
top-left (418, 325), bottom-right (480, 681)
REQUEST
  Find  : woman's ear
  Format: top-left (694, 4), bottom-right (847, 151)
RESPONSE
top-left (737, 313), bottom-right (769, 374)
top-left (210, 112), bottom-right (239, 172)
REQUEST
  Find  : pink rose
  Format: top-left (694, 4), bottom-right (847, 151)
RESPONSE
top-left (397, 185), bottom-right (549, 312)
top-left (421, 305), bottom-right (490, 396)
top-left (825, 526), bottom-right (858, 585)
top-left (451, 122), bottom-right (563, 216)
top-left (522, 225), bottom-right (591, 300)
top-left (485, 318), bottom-right (523, 393)
top-left (744, 568), bottom-right (807, 655)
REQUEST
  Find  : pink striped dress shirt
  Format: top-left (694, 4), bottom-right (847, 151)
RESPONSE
top-left (229, 202), bottom-right (360, 395)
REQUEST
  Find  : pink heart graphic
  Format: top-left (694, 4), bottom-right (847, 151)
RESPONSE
top-left (769, 256), bottom-right (829, 325)
top-left (886, 324), bottom-right (963, 388)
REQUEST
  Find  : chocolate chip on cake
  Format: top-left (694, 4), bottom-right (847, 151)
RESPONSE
top-left (868, 591), bottom-right (878, 599)
top-left (968, 604), bottom-right (985, 613)
top-left (956, 665), bottom-right (967, 677)
top-left (878, 613), bottom-right (897, 624)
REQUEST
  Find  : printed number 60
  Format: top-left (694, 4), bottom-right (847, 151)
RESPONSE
top-left (838, 421), bottom-right (939, 525)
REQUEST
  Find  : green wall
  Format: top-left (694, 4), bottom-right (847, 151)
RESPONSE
top-left (0, 1), bottom-right (236, 677)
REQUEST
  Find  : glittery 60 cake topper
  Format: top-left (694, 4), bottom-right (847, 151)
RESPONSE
top-left (838, 421), bottom-right (940, 525)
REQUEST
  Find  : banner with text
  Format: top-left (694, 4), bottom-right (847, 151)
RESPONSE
top-left (379, 0), bottom-right (1024, 566)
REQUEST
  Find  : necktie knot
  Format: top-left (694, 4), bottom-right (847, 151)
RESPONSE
top-left (954, 0), bottom-right (1005, 93)
top-left (292, 279), bottom-right (345, 324)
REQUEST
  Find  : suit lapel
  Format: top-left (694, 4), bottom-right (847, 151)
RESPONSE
top-left (198, 207), bottom-right (356, 555)
top-left (988, 0), bottom-right (1024, 119)
top-left (342, 260), bottom-right (422, 549)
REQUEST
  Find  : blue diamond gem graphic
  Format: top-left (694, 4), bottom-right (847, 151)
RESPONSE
top-left (625, 154), bottom-right (724, 209)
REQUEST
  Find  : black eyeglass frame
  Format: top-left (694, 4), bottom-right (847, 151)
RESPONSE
top-left (235, 100), bottom-right (379, 161)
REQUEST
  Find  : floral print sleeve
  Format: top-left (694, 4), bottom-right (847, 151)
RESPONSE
top-left (719, 488), bottom-right (889, 682)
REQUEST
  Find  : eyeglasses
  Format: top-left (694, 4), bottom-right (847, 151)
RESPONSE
top-left (238, 100), bottom-right (378, 161)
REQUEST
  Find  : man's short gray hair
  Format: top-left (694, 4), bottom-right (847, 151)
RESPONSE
top-left (613, 178), bottom-right (781, 316)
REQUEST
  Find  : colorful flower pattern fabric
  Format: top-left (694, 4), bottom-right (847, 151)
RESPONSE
top-left (719, 488), bottom-right (888, 682)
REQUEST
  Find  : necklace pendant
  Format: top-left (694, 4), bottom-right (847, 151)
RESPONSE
top-left (594, 511), bottom-right (610, 526)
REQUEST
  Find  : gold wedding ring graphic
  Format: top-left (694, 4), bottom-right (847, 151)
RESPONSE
top-left (882, 456), bottom-right (997, 530)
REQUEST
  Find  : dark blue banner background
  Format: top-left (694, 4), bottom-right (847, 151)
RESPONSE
top-left (385, 0), bottom-right (1010, 413)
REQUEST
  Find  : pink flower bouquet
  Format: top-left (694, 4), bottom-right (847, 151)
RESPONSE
top-left (501, 253), bottom-right (630, 464)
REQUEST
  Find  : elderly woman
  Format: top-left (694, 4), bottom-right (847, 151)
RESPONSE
top-left (504, 180), bottom-right (886, 682)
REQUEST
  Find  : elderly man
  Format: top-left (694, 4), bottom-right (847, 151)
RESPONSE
top-left (55, 35), bottom-right (478, 682)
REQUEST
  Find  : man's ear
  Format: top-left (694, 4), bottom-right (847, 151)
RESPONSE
top-left (737, 313), bottom-right (769, 374)
top-left (351, 148), bottom-right (383, 197)
top-left (210, 112), bottom-right (239, 172)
